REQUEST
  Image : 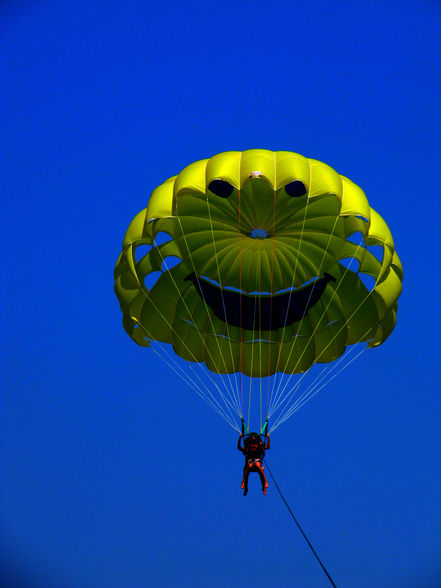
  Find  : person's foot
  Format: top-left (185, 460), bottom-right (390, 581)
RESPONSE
top-left (243, 488), bottom-right (248, 496)
top-left (262, 487), bottom-right (267, 495)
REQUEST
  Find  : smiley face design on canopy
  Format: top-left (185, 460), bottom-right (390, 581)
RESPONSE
top-left (114, 150), bottom-right (402, 377)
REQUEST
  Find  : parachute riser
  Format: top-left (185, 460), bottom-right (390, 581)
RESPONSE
top-left (240, 417), bottom-right (269, 437)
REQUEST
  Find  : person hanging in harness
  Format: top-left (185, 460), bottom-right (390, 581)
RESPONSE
top-left (237, 418), bottom-right (270, 496)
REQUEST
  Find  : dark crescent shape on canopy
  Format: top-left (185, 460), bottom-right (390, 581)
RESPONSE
top-left (185, 272), bottom-right (336, 330)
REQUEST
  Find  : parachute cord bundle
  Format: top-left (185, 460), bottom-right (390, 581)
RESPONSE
top-left (144, 198), bottom-right (374, 432)
top-left (143, 208), bottom-right (375, 434)
top-left (264, 459), bottom-right (338, 588)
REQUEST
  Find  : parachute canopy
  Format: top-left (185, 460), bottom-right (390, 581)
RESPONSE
top-left (115, 149), bottom-right (402, 379)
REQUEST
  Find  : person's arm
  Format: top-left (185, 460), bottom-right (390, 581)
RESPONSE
top-left (237, 434), bottom-right (244, 452)
top-left (264, 434), bottom-right (271, 450)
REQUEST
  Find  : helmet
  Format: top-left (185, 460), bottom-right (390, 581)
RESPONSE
top-left (244, 433), bottom-right (262, 447)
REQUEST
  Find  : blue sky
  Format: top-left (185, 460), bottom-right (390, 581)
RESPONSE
top-left (2, 1), bottom-right (440, 587)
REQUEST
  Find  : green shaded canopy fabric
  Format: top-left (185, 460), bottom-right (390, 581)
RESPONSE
top-left (114, 150), bottom-right (402, 377)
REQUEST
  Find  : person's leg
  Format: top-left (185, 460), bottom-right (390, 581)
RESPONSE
top-left (242, 464), bottom-right (251, 494)
top-left (241, 466), bottom-right (247, 489)
top-left (255, 462), bottom-right (269, 489)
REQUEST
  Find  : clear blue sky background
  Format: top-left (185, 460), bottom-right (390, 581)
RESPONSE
top-left (2, 1), bottom-right (440, 587)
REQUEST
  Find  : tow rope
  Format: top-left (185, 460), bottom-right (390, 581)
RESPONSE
top-left (264, 460), bottom-right (338, 588)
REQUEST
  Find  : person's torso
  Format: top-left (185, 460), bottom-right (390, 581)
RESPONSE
top-left (245, 443), bottom-right (264, 460)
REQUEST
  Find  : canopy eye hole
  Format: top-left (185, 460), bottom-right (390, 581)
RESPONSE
top-left (208, 179), bottom-right (234, 198)
top-left (285, 180), bottom-right (307, 197)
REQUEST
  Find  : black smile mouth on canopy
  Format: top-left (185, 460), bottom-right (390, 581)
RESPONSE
top-left (185, 272), bottom-right (336, 330)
